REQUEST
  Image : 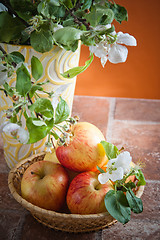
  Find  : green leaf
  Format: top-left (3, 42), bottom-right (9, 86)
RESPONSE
top-left (105, 190), bottom-right (131, 224)
top-left (30, 29), bottom-right (53, 53)
top-left (123, 181), bottom-right (136, 192)
top-left (126, 189), bottom-right (143, 214)
top-left (16, 64), bottom-right (31, 96)
top-left (55, 97), bottom-right (70, 124)
top-left (32, 119), bottom-right (47, 127)
top-left (49, 0), bottom-right (60, 7)
top-left (96, 166), bottom-right (105, 173)
top-left (0, 12), bottom-right (25, 43)
top-left (100, 141), bottom-right (119, 160)
top-left (29, 98), bottom-right (54, 119)
top-left (53, 27), bottom-right (82, 50)
top-left (81, 0), bottom-right (92, 10)
top-left (61, 53), bottom-right (93, 78)
top-left (31, 56), bottom-right (43, 80)
top-left (38, 1), bottom-right (65, 19)
top-left (107, 2), bottom-right (128, 24)
top-left (26, 117), bottom-right (54, 144)
top-left (29, 85), bottom-right (43, 98)
top-left (86, 5), bottom-right (114, 27)
top-left (8, 52), bottom-right (25, 64)
top-left (63, 0), bottom-right (73, 8)
top-left (135, 169), bottom-right (146, 186)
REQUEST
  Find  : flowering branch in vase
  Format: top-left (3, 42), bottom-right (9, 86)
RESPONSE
top-left (0, 0), bottom-right (137, 78)
top-left (0, 52), bottom-right (77, 150)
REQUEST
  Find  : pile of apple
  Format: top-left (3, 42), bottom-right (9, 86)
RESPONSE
top-left (21, 122), bottom-right (114, 214)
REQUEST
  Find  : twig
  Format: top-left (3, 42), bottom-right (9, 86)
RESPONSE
top-left (0, 45), bottom-right (17, 68)
top-left (27, 93), bottom-right (43, 119)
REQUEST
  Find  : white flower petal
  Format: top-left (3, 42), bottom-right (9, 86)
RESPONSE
top-left (117, 32), bottom-right (137, 46)
top-left (0, 121), bottom-right (8, 132)
top-left (98, 173), bottom-right (110, 184)
top-left (89, 42), bottom-right (108, 58)
top-left (115, 151), bottom-right (132, 173)
top-left (110, 167), bottom-right (124, 181)
top-left (17, 127), bottom-right (29, 144)
top-left (107, 158), bottom-right (117, 167)
top-left (101, 56), bottom-right (108, 67)
top-left (108, 44), bottom-right (128, 63)
top-left (2, 123), bottom-right (20, 133)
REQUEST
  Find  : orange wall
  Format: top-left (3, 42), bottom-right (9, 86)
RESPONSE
top-left (75, 0), bottom-right (160, 99)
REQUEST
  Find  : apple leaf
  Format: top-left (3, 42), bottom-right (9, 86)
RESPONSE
top-left (16, 63), bottom-right (31, 97)
top-left (29, 98), bottom-right (54, 119)
top-left (104, 190), bottom-right (131, 224)
top-left (55, 97), bottom-right (70, 124)
top-left (126, 189), bottom-right (143, 214)
top-left (26, 117), bottom-right (54, 143)
top-left (31, 56), bottom-right (43, 81)
top-left (134, 169), bottom-right (146, 186)
top-left (61, 54), bottom-right (93, 79)
top-left (100, 141), bottom-right (119, 160)
top-left (96, 166), bottom-right (106, 173)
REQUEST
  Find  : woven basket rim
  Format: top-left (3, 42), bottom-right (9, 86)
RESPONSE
top-left (8, 152), bottom-right (145, 220)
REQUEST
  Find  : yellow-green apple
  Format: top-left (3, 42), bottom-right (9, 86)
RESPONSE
top-left (66, 171), bottom-right (113, 214)
top-left (44, 148), bottom-right (60, 163)
top-left (56, 122), bottom-right (108, 172)
top-left (21, 161), bottom-right (69, 211)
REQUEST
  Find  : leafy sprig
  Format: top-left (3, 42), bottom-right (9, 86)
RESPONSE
top-left (98, 141), bottom-right (146, 224)
top-left (0, 51), bottom-right (77, 146)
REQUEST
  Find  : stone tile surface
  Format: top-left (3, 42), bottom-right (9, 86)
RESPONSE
top-left (115, 98), bottom-right (160, 122)
top-left (111, 122), bottom-right (160, 180)
top-left (21, 213), bottom-right (100, 240)
top-left (0, 173), bottom-right (24, 210)
top-left (102, 219), bottom-right (160, 240)
top-left (72, 96), bottom-right (109, 136)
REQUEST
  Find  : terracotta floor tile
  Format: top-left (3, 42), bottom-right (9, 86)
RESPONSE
top-left (0, 210), bottom-right (24, 240)
top-left (110, 122), bottom-right (160, 180)
top-left (73, 96), bottom-right (109, 136)
top-left (0, 148), bottom-right (9, 173)
top-left (135, 181), bottom-right (160, 221)
top-left (102, 219), bottom-right (160, 240)
top-left (21, 213), bottom-right (100, 240)
top-left (115, 99), bottom-right (160, 122)
top-left (0, 173), bottom-right (24, 211)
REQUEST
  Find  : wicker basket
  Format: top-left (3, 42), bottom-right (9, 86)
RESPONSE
top-left (8, 152), bottom-right (144, 233)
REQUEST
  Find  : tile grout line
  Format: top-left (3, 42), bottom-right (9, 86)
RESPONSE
top-left (106, 98), bottom-right (116, 142)
top-left (114, 119), bottom-right (160, 125)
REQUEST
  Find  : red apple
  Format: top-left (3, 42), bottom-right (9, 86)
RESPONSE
top-left (56, 122), bottom-right (108, 172)
top-left (21, 161), bottom-right (69, 211)
top-left (66, 171), bottom-right (113, 214)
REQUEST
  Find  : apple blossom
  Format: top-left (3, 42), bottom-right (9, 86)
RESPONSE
top-left (89, 31), bottom-right (137, 67)
top-left (0, 122), bottom-right (29, 144)
top-left (98, 151), bottom-right (132, 184)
